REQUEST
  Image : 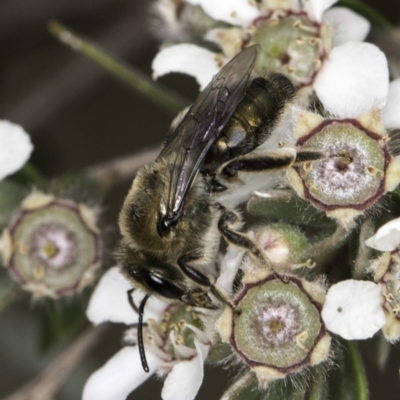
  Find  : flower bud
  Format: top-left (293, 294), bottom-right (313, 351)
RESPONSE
top-left (0, 192), bottom-right (102, 299)
top-left (253, 223), bottom-right (311, 269)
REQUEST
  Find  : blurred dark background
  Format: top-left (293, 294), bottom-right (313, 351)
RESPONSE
top-left (0, 0), bottom-right (399, 399)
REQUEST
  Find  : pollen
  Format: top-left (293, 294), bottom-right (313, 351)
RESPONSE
top-left (295, 330), bottom-right (309, 351)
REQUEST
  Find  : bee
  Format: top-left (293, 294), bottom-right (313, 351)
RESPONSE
top-left (116, 45), bottom-right (324, 371)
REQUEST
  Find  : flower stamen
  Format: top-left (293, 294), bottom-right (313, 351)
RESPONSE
top-left (296, 330), bottom-right (309, 351)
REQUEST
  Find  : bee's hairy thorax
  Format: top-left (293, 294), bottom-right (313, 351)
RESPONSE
top-left (119, 160), bottom-right (220, 259)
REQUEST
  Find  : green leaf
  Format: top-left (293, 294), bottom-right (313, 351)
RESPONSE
top-left (328, 339), bottom-right (369, 400)
top-left (0, 180), bottom-right (27, 228)
top-left (220, 372), bottom-right (260, 400)
top-left (231, 380), bottom-right (259, 400)
top-left (247, 191), bottom-right (334, 228)
top-left (308, 368), bottom-right (329, 400)
top-left (206, 342), bottom-right (232, 364)
top-left (259, 379), bottom-right (307, 400)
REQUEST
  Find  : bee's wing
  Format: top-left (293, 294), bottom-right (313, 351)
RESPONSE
top-left (157, 45), bottom-right (259, 217)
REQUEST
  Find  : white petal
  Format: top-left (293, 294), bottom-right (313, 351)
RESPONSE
top-left (161, 339), bottom-right (209, 400)
top-left (322, 280), bottom-right (385, 340)
top-left (86, 267), bottom-right (166, 325)
top-left (185, 0), bottom-right (259, 26)
top-left (87, 267), bottom-right (137, 325)
top-left (382, 78), bottom-right (400, 130)
top-left (217, 246), bottom-right (244, 292)
top-left (82, 346), bottom-right (161, 400)
top-left (0, 120), bottom-right (33, 181)
top-left (323, 7), bottom-right (370, 47)
top-left (205, 28), bottom-right (244, 58)
top-left (314, 42), bottom-right (389, 118)
top-left (365, 217), bottom-right (400, 252)
top-left (305, 0), bottom-right (338, 22)
top-left (152, 44), bottom-right (221, 90)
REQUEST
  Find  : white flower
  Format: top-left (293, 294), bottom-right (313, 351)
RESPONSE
top-left (152, 0), bottom-right (371, 102)
top-left (321, 280), bottom-right (386, 340)
top-left (83, 267), bottom-right (211, 400)
top-left (313, 41), bottom-right (389, 118)
top-left (365, 217), bottom-right (400, 252)
top-left (0, 120), bottom-right (33, 181)
top-left (286, 65), bottom-right (399, 228)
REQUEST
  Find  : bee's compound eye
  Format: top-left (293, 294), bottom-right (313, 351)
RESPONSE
top-left (144, 273), bottom-right (185, 300)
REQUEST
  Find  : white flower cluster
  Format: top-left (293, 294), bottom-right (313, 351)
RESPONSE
top-left (0, 120), bottom-right (32, 181)
top-left (83, 0), bottom-right (400, 399)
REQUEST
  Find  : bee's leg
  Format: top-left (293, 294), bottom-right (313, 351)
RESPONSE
top-left (223, 150), bottom-right (295, 177)
top-left (214, 148), bottom-right (326, 188)
top-left (217, 207), bottom-right (287, 283)
top-left (217, 208), bottom-right (272, 270)
top-left (294, 149), bottom-right (328, 165)
top-left (177, 256), bottom-right (238, 313)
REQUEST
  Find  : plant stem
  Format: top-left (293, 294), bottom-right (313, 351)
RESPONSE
top-left (17, 163), bottom-right (48, 189)
top-left (47, 21), bottom-right (190, 114)
top-left (85, 145), bottom-right (161, 189)
top-left (3, 324), bottom-right (107, 400)
top-left (345, 340), bottom-right (369, 400)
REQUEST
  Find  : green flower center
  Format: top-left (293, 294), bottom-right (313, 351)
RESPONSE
top-left (42, 241), bottom-right (58, 258)
top-left (232, 278), bottom-right (322, 369)
top-left (251, 13), bottom-right (327, 87)
top-left (296, 120), bottom-right (388, 208)
top-left (5, 200), bottom-right (102, 297)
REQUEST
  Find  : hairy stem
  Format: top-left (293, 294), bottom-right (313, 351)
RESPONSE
top-left (345, 340), bottom-right (369, 400)
top-left (48, 21), bottom-right (190, 114)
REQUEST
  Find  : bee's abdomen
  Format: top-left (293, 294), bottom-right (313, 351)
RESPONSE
top-left (204, 73), bottom-right (295, 172)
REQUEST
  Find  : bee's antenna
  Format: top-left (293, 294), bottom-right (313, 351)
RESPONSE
top-left (127, 289), bottom-right (150, 373)
top-left (138, 294), bottom-right (150, 372)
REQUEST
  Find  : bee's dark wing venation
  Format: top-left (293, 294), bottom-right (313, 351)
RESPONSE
top-left (157, 45), bottom-right (259, 217)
